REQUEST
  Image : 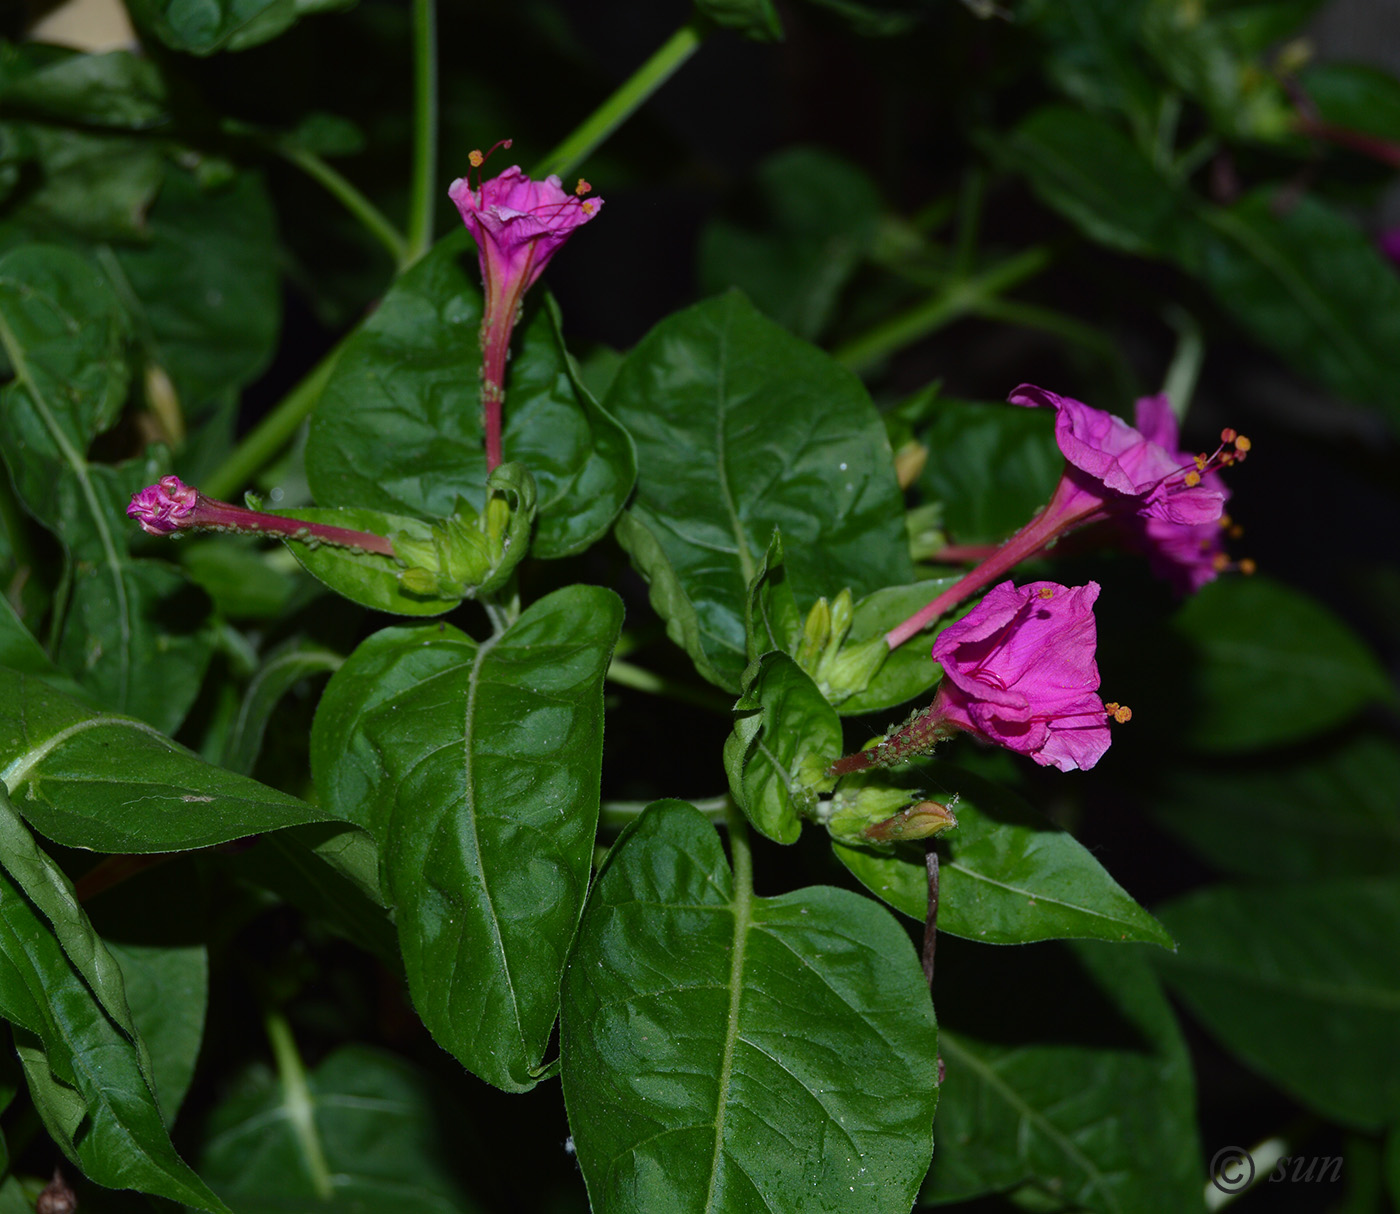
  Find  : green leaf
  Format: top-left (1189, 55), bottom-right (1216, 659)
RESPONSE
top-left (0, 244), bottom-right (215, 732)
top-left (1156, 878), bottom-right (1400, 1130)
top-left (197, 1045), bottom-right (481, 1212)
top-left (1147, 733), bottom-right (1400, 880)
top-left (724, 652), bottom-right (841, 843)
top-left (917, 398), bottom-right (1060, 547)
top-left (744, 529), bottom-right (802, 663)
top-left (834, 763), bottom-right (1172, 947)
top-left (311, 586), bottom-right (623, 1091)
top-left (561, 801), bottom-right (939, 1213)
top-left (1000, 106), bottom-right (1183, 257)
top-left (223, 640), bottom-right (342, 776)
top-left (0, 45), bottom-right (168, 129)
top-left (837, 577), bottom-right (960, 716)
top-left (0, 128), bottom-right (165, 243)
top-left (0, 667), bottom-right (327, 853)
top-left (124, 0), bottom-right (350, 55)
top-left (608, 290), bottom-right (914, 692)
top-left (922, 939), bottom-right (1200, 1212)
top-left (1019, 0), bottom-right (1160, 136)
top-left (1300, 61), bottom-right (1400, 143)
top-left (275, 505), bottom-right (462, 616)
top-left (111, 167), bottom-right (281, 409)
top-left (1171, 574), bottom-right (1390, 751)
top-left (1186, 190), bottom-right (1400, 428)
top-left (305, 235), bottom-right (635, 560)
top-left (698, 147), bottom-right (883, 340)
top-left (0, 594), bottom-right (90, 702)
top-left (220, 824), bottom-right (398, 967)
top-left (693, 0), bottom-right (783, 41)
top-left (0, 797), bottom-right (225, 1210)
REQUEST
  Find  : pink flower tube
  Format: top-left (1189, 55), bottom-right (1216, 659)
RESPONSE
top-left (449, 153), bottom-right (602, 472)
top-left (885, 385), bottom-right (1249, 648)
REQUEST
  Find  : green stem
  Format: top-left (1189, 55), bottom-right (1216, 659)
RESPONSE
top-left (833, 246), bottom-right (1052, 372)
top-left (532, 18), bottom-right (708, 180)
top-left (202, 337), bottom-right (349, 502)
top-left (265, 1010), bottom-right (333, 1201)
top-left (601, 794), bottom-right (728, 828)
top-left (405, 0), bottom-right (439, 264)
top-left (607, 658), bottom-right (735, 714)
top-left (279, 145), bottom-right (407, 266)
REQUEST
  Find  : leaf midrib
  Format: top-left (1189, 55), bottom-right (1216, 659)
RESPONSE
top-left (0, 291), bottom-right (132, 706)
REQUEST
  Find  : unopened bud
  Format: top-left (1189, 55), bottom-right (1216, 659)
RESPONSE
top-left (862, 799), bottom-right (958, 843)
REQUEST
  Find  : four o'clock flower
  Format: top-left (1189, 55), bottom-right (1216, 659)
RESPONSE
top-left (449, 143), bottom-right (603, 473)
top-left (127, 475), bottom-right (394, 555)
top-left (832, 580), bottom-right (1127, 777)
top-left (885, 384), bottom-right (1249, 648)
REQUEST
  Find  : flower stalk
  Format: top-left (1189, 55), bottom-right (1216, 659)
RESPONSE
top-left (127, 476), bottom-right (394, 556)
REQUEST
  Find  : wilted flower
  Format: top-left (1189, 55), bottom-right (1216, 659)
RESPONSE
top-left (127, 475), bottom-right (394, 555)
top-left (929, 580), bottom-right (1112, 772)
top-left (127, 475), bottom-right (197, 535)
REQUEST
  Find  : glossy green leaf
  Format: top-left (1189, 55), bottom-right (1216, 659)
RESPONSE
top-left (1171, 574), bottom-right (1390, 751)
top-left (1001, 106), bottom-right (1183, 257)
top-left (311, 585), bottom-right (623, 1091)
top-left (1148, 733), bottom-right (1400, 880)
top-left (0, 798), bottom-right (225, 1210)
top-left (305, 235), bottom-right (635, 560)
top-left (275, 506), bottom-right (461, 616)
top-left (699, 147), bottom-right (883, 340)
top-left (835, 763), bottom-right (1172, 947)
top-left (0, 667), bottom-right (326, 852)
top-left (1187, 191), bottom-right (1400, 428)
top-left (837, 577), bottom-right (961, 716)
top-left (223, 640), bottom-right (342, 776)
top-left (0, 128), bottom-right (165, 243)
top-left (107, 942), bottom-right (206, 1126)
top-left (922, 939), bottom-right (1200, 1211)
top-left (0, 244), bottom-right (214, 732)
top-left (723, 653), bottom-right (840, 844)
top-left (0, 595), bottom-right (90, 702)
top-left (608, 290), bottom-right (914, 691)
top-left (112, 167), bottom-right (281, 409)
top-left (561, 801), bottom-right (939, 1213)
top-left (744, 530), bottom-right (802, 664)
top-left (0, 45), bottom-right (168, 129)
top-left (1156, 878), bottom-right (1400, 1130)
top-left (917, 398), bottom-right (1060, 547)
top-left (124, 0), bottom-right (350, 55)
top-left (198, 1045), bottom-right (480, 1212)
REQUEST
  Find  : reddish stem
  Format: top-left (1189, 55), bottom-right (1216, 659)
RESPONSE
top-left (885, 478), bottom-right (1099, 650)
top-left (192, 496), bottom-right (394, 555)
top-left (929, 543), bottom-right (1000, 563)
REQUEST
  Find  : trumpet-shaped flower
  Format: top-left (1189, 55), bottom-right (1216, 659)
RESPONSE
top-left (930, 580), bottom-right (1111, 772)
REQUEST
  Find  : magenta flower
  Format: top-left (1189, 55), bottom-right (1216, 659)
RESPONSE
top-left (1010, 384), bottom-right (1225, 527)
top-left (128, 475), bottom-right (198, 535)
top-left (449, 164), bottom-right (602, 304)
top-left (126, 475), bottom-right (394, 555)
top-left (1381, 228), bottom-right (1400, 268)
top-left (1118, 394), bottom-right (1231, 593)
top-left (929, 580), bottom-right (1111, 772)
top-left (449, 152), bottom-right (603, 473)
top-left (885, 385), bottom-right (1248, 649)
